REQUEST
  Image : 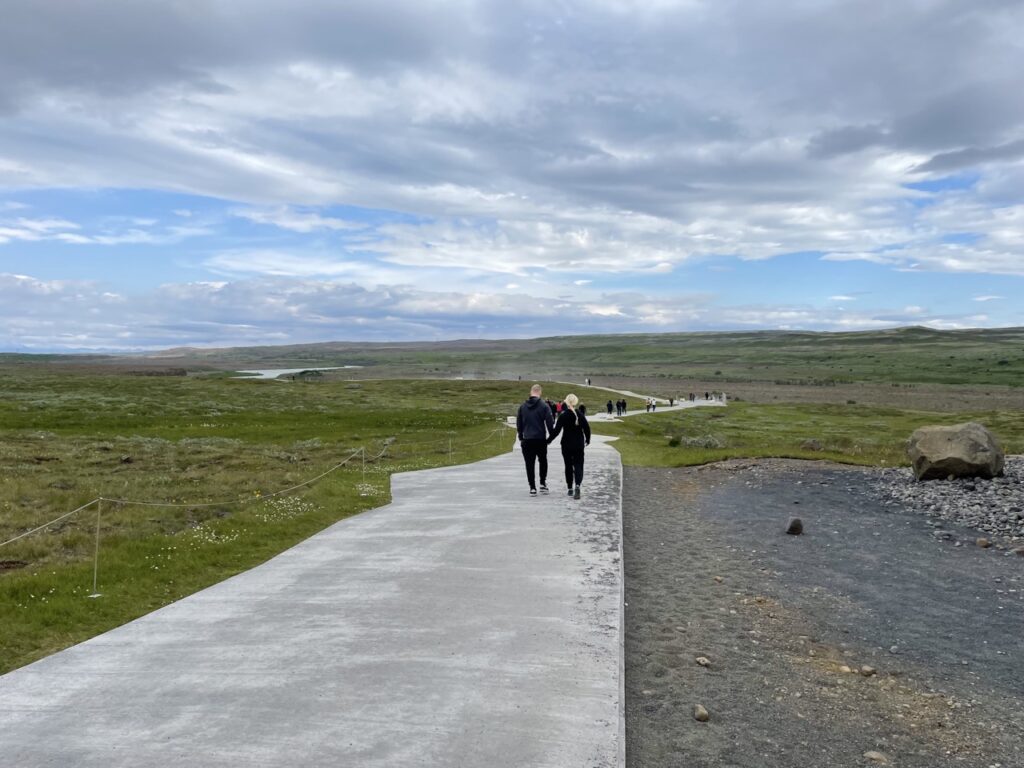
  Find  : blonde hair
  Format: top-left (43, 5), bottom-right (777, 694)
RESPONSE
top-left (564, 393), bottom-right (580, 425)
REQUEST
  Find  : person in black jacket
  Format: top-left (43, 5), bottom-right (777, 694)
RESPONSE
top-left (517, 384), bottom-right (555, 495)
top-left (547, 393), bottom-right (591, 500)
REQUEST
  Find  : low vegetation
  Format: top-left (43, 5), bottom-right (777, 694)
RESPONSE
top-left (592, 402), bottom-right (1024, 467)
top-left (0, 373), bottom-right (619, 673)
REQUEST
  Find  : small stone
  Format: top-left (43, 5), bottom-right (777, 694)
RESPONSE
top-left (889, 645), bottom-right (900, 654)
top-left (863, 750), bottom-right (890, 764)
top-left (786, 518), bottom-right (803, 535)
top-left (977, 537), bottom-right (991, 548)
top-left (839, 665), bottom-right (852, 674)
top-left (860, 665), bottom-right (877, 677)
top-left (714, 576), bottom-right (724, 583)
top-left (695, 656), bottom-right (711, 667)
top-left (693, 704), bottom-right (710, 722)
top-left (1013, 547), bottom-right (1024, 557)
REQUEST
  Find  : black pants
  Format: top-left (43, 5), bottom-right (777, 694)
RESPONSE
top-left (521, 439), bottom-right (548, 489)
top-left (562, 446), bottom-right (585, 488)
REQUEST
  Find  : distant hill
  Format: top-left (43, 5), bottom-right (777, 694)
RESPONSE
top-left (2, 326), bottom-right (1022, 387)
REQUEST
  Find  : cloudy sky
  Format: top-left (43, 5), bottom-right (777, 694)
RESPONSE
top-left (1, 0), bottom-right (1022, 350)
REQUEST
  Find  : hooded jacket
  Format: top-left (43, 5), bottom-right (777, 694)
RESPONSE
top-left (517, 396), bottom-right (554, 441)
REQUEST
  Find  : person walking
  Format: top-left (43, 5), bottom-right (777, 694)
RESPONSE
top-left (547, 393), bottom-right (591, 500)
top-left (517, 384), bottom-right (555, 495)
top-left (606, 399), bottom-right (613, 415)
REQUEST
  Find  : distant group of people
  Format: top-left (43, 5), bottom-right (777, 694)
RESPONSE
top-left (517, 384), bottom-right (591, 499)
top-left (680, 391), bottom-right (724, 402)
top-left (644, 398), bottom-right (657, 412)
top-left (606, 399), bottom-right (629, 416)
top-left (545, 397), bottom-right (587, 418)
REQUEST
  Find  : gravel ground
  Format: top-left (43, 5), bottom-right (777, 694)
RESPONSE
top-left (624, 460), bottom-right (1024, 768)
top-left (872, 457), bottom-right (1024, 545)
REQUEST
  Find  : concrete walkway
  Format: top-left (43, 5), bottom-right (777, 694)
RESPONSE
top-left (512, 381), bottom-right (726, 424)
top-left (0, 438), bottom-right (624, 767)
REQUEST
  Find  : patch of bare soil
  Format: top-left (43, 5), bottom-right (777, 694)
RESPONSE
top-left (624, 461), bottom-right (1023, 768)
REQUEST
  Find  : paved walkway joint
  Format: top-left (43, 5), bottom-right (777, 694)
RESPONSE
top-left (1, 437), bottom-right (624, 768)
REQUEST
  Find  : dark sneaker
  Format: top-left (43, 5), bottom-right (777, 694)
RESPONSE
top-left (567, 488), bottom-right (574, 496)
top-left (539, 484), bottom-right (549, 494)
top-left (573, 486), bottom-right (581, 500)
top-left (529, 488), bottom-right (537, 496)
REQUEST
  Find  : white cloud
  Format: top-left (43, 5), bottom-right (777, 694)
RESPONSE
top-left (233, 206), bottom-right (364, 233)
top-left (0, 212), bottom-right (210, 248)
top-left (973, 295), bottom-right (1003, 302)
top-left (0, 1), bottom-right (1023, 348)
top-left (0, 1), bottom-right (1020, 282)
top-left (205, 250), bottom-right (371, 278)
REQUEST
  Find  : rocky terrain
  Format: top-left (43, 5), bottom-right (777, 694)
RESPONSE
top-left (624, 460), bottom-right (1024, 768)
top-left (873, 456), bottom-right (1024, 547)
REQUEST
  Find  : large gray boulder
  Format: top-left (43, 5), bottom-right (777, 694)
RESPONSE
top-left (907, 422), bottom-right (1005, 481)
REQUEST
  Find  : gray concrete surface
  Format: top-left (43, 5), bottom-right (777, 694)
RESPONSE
top-left (0, 437), bottom-right (624, 767)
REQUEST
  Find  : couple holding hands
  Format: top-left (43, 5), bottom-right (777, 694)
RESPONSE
top-left (515, 384), bottom-right (591, 499)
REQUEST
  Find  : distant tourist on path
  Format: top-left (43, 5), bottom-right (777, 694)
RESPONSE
top-left (606, 399), bottom-right (614, 415)
top-left (547, 393), bottom-right (591, 500)
top-left (518, 384), bottom-right (555, 496)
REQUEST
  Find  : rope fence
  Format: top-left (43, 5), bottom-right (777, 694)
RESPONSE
top-left (0, 425), bottom-right (508, 595)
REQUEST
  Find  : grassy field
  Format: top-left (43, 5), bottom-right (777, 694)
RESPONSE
top-left (591, 402), bottom-right (1024, 467)
top-left (1, 373), bottom-right (629, 674)
top-left (2, 355), bottom-right (1022, 675)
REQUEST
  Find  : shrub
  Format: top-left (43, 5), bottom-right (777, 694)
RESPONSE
top-left (679, 435), bottom-right (725, 449)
